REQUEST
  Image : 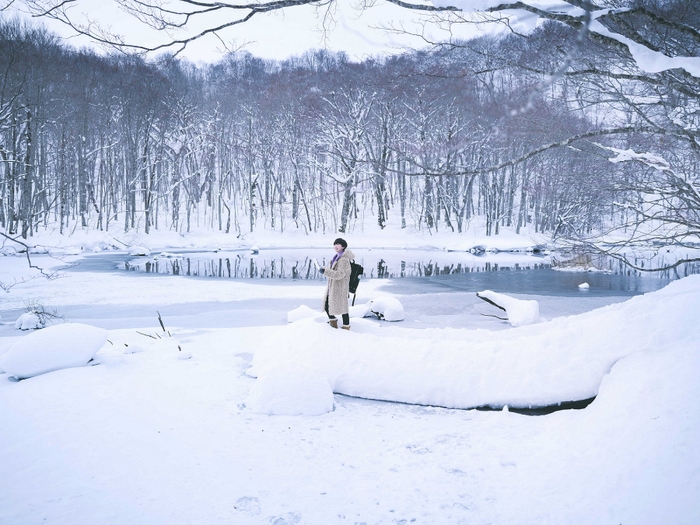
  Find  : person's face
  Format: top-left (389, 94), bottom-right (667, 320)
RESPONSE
top-left (334, 243), bottom-right (344, 253)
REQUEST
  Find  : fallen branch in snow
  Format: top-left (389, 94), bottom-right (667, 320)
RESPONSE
top-left (157, 311), bottom-right (171, 336)
top-left (476, 293), bottom-right (509, 320)
top-left (476, 293), bottom-right (507, 312)
top-left (136, 331), bottom-right (157, 340)
top-left (480, 312), bottom-right (509, 321)
top-left (476, 291), bottom-right (542, 327)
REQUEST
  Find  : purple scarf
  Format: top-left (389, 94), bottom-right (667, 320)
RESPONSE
top-left (330, 251), bottom-right (344, 267)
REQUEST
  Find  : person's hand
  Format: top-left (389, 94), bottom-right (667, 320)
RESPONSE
top-left (319, 267), bottom-right (325, 274)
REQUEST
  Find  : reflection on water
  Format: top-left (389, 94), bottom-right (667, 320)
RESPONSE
top-left (601, 257), bottom-right (700, 280)
top-left (125, 255), bottom-right (321, 280)
top-left (371, 259), bottom-right (548, 278)
top-left (119, 248), bottom-right (698, 296)
top-left (122, 251), bottom-right (550, 280)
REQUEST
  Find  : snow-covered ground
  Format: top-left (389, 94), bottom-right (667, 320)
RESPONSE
top-left (1, 228), bottom-right (699, 524)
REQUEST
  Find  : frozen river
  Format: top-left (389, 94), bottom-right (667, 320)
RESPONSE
top-left (106, 247), bottom-right (674, 296)
top-left (35, 248), bottom-right (676, 333)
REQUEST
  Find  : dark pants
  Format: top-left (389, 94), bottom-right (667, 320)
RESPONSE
top-left (325, 297), bottom-right (349, 326)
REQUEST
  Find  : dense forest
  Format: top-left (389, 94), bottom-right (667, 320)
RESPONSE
top-left (1, 3), bottom-right (698, 244)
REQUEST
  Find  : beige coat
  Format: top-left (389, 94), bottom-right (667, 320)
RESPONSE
top-left (322, 249), bottom-right (354, 316)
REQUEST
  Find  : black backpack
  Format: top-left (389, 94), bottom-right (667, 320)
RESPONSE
top-left (349, 261), bottom-right (363, 303)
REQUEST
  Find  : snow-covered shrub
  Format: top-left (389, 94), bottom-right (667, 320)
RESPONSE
top-left (14, 302), bottom-right (63, 330)
top-left (0, 323), bottom-right (108, 379)
top-left (14, 313), bottom-right (42, 330)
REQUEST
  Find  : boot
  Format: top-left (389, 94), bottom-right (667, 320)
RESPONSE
top-left (328, 318), bottom-right (338, 329)
top-left (341, 325), bottom-right (350, 331)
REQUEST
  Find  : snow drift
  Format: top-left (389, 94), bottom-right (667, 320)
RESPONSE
top-left (250, 276), bottom-right (700, 410)
top-left (246, 360), bottom-right (334, 416)
top-left (0, 323), bottom-right (108, 379)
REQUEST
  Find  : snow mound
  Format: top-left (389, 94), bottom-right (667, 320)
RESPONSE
top-left (14, 312), bottom-right (43, 330)
top-left (250, 276), bottom-right (700, 410)
top-left (579, 282), bottom-right (590, 290)
top-left (246, 361), bottom-right (334, 416)
top-left (0, 323), bottom-right (108, 379)
top-left (122, 343), bottom-right (145, 354)
top-left (369, 296), bottom-right (404, 321)
top-left (287, 305), bottom-right (319, 323)
top-left (477, 290), bottom-right (541, 327)
top-left (350, 302), bottom-right (372, 318)
top-left (128, 246), bottom-right (150, 256)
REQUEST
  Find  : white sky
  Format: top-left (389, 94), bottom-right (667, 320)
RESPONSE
top-left (3, 0), bottom-right (500, 64)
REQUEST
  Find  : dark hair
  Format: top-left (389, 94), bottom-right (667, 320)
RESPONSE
top-left (333, 238), bottom-right (347, 249)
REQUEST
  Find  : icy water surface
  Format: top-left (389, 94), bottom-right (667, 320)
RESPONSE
top-left (110, 248), bottom-right (680, 297)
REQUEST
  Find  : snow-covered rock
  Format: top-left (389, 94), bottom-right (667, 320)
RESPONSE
top-left (0, 323), bottom-right (108, 379)
top-left (477, 290), bottom-right (541, 327)
top-left (369, 296), bottom-right (404, 321)
top-left (246, 361), bottom-right (334, 416)
top-left (14, 312), bottom-right (43, 331)
top-left (128, 246), bottom-right (150, 256)
top-left (579, 282), bottom-right (590, 290)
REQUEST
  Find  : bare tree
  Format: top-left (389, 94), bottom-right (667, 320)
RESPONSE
top-left (2, 1), bottom-right (699, 276)
top-left (316, 89), bottom-right (373, 233)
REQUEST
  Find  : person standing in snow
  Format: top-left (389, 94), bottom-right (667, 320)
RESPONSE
top-left (320, 238), bottom-right (354, 330)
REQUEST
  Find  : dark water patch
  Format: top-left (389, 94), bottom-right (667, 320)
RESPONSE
top-left (476, 397), bottom-right (596, 416)
top-left (335, 393), bottom-right (596, 416)
top-left (389, 265), bottom-right (672, 296)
